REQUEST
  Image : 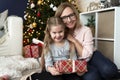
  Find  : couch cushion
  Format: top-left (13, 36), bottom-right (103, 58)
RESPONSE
top-left (0, 16), bottom-right (23, 56)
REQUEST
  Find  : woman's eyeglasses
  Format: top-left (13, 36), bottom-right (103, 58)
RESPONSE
top-left (61, 13), bottom-right (76, 22)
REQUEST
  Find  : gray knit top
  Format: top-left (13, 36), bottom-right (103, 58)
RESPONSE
top-left (44, 40), bottom-right (77, 69)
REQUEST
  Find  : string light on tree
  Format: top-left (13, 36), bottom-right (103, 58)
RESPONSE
top-left (30, 2), bottom-right (35, 8)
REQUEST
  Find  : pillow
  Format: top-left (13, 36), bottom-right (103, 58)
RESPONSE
top-left (0, 16), bottom-right (23, 56)
top-left (0, 10), bottom-right (8, 44)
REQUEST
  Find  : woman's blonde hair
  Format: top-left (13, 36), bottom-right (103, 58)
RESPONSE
top-left (55, 2), bottom-right (82, 30)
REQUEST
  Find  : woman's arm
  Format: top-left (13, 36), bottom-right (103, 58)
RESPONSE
top-left (67, 27), bottom-right (94, 59)
top-left (67, 34), bottom-right (83, 57)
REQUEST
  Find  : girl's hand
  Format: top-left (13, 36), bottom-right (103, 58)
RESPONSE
top-left (47, 66), bottom-right (62, 76)
top-left (77, 72), bottom-right (86, 76)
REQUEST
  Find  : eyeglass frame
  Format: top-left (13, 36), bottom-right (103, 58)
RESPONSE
top-left (60, 13), bottom-right (76, 22)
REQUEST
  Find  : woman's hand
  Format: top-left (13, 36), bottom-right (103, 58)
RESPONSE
top-left (47, 66), bottom-right (62, 76)
top-left (67, 34), bottom-right (76, 43)
top-left (67, 34), bottom-right (83, 57)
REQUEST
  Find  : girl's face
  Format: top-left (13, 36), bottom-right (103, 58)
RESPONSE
top-left (50, 25), bottom-right (65, 43)
top-left (60, 7), bottom-right (77, 29)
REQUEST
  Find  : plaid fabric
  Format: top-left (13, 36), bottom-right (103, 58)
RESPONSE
top-left (23, 44), bottom-right (42, 58)
top-left (54, 59), bottom-right (87, 74)
top-left (75, 60), bottom-right (87, 72)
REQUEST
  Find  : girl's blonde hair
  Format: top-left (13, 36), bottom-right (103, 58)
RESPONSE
top-left (55, 2), bottom-right (82, 30)
top-left (44, 16), bottom-right (67, 54)
top-left (40, 16), bottom-right (68, 69)
top-left (41, 16), bottom-right (74, 69)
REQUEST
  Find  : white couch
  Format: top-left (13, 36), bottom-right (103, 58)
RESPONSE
top-left (0, 16), bottom-right (40, 79)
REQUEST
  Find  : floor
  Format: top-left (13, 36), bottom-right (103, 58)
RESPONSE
top-left (13, 68), bottom-right (41, 80)
top-left (14, 69), bottom-right (120, 80)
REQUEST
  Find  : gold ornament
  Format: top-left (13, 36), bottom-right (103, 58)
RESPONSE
top-left (37, 0), bottom-right (43, 5)
top-left (38, 32), bottom-right (40, 35)
top-left (28, 32), bottom-right (31, 35)
top-left (30, 34), bottom-right (32, 36)
top-left (24, 36), bottom-right (27, 38)
top-left (32, 22), bottom-right (37, 28)
top-left (28, 15), bottom-right (31, 19)
top-left (68, 0), bottom-right (72, 2)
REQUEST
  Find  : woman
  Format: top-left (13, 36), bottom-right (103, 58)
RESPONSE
top-left (55, 2), bottom-right (119, 80)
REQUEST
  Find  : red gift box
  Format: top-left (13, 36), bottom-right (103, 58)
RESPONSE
top-left (0, 75), bottom-right (9, 80)
top-left (23, 43), bottom-right (42, 58)
top-left (54, 59), bottom-right (87, 74)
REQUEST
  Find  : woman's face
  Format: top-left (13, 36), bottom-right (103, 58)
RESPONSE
top-left (60, 7), bottom-right (77, 29)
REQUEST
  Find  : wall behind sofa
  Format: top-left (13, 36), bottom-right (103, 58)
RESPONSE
top-left (0, 0), bottom-right (27, 18)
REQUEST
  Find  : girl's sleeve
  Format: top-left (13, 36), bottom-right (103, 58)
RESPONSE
top-left (44, 52), bottom-right (54, 70)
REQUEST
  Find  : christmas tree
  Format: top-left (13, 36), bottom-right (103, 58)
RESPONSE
top-left (23, 0), bottom-right (79, 46)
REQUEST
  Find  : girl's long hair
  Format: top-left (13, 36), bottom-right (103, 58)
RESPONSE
top-left (44, 16), bottom-right (67, 54)
top-left (40, 16), bottom-right (67, 69)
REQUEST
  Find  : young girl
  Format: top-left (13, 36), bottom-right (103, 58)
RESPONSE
top-left (27, 16), bottom-right (81, 80)
top-left (43, 16), bottom-right (81, 80)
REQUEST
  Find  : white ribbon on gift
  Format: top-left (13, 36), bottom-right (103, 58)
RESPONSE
top-left (72, 60), bottom-right (75, 72)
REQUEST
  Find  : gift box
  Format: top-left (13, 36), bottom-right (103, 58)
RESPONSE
top-left (0, 75), bottom-right (9, 80)
top-left (54, 59), bottom-right (87, 74)
top-left (23, 43), bottom-right (42, 58)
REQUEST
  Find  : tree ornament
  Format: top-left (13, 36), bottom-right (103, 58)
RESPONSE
top-left (29, 24), bottom-right (33, 29)
top-left (28, 0), bottom-right (30, 2)
top-left (24, 35), bottom-right (27, 38)
top-left (23, 39), bottom-right (27, 44)
top-left (38, 32), bottom-right (40, 35)
top-left (28, 15), bottom-right (31, 18)
top-left (50, 3), bottom-right (54, 8)
top-left (37, 0), bottom-right (43, 5)
top-left (28, 32), bottom-right (31, 36)
top-left (32, 22), bottom-right (37, 28)
top-left (24, 14), bottom-right (28, 20)
top-left (30, 2), bottom-right (35, 8)
top-left (41, 22), bottom-right (44, 24)
top-left (68, 0), bottom-right (72, 2)
top-left (37, 11), bottom-right (41, 17)
top-left (53, 6), bottom-right (57, 11)
top-left (29, 29), bottom-right (33, 33)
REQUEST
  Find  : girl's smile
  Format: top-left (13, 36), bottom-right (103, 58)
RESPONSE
top-left (50, 25), bottom-right (65, 43)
